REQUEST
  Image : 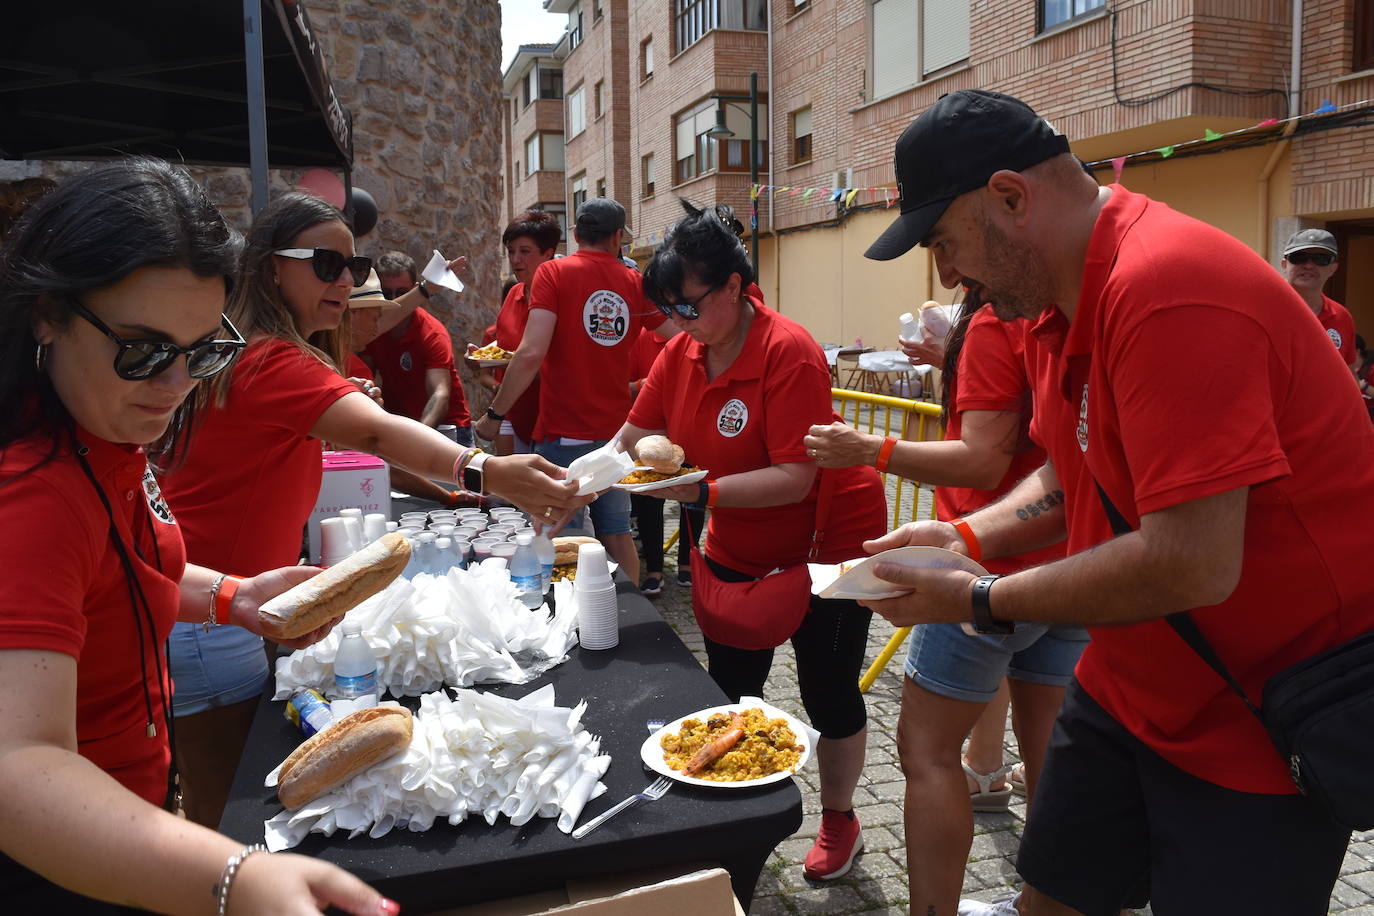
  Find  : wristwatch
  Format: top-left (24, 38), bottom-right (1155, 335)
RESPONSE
top-left (461, 451), bottom-right (489, 494)
top-left (416, 278), bottom-right (431, 299)
top-left (485, 406), bottom-right (506, 422)
top-left (971, 574), bottom-right (1014, 635)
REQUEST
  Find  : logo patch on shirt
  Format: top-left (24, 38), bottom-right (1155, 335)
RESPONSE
top-left (1076, 383), bottom-right (1090, 453)
top-left (717, 399), bottom-right (749, 438)
top-left (1329, 328), bottom-right (1344, 350)
top-left (583, 290), bottom-right (630, 347)
top-left (400, 351), bottom-right (413, 371)
top-left (142, 465), bottom-right (176, 525)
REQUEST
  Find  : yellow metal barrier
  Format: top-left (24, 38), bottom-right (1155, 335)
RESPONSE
top-left (831, 388), bottom-right (944, 693)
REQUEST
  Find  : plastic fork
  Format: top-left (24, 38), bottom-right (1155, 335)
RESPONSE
top-left (571, 776), bottom-right (673, 839)
top-left (646, 718), bottom-right (666, 734)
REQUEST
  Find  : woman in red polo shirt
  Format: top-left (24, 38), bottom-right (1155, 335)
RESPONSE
top-left (160, 194), bottom-right (587, 829)
top-left (0, 160), bottom-right (393, 914)
top-left (618, 204), bottom-right (887, 882)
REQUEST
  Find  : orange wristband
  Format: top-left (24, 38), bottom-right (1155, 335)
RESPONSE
top-left (706, 480), bottom-right (720, 509)
top-left (873, 436), bottom-right (899, 473)
top-left (950, 518), bottom-right (982, 563)
top-left (215, 575), bottom-right (243, 626)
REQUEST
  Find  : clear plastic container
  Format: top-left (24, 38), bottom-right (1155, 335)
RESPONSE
top-left (532, 531), bottom-right (556, 593)
top-left (333, 622), bottom-right (378, 705)
top-left (510, 533), bottom-right (543, 609)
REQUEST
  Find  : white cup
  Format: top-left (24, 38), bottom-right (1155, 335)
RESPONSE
top-left (431, 522), bottom-right (456, 537)
top-left (490, 542), bottom-right (517, 560)
top-left (340, 516), bottom-right (363, 553)
top-left (318, 517), bottom-right (352, 566)
top-left (385, 521), bottom-right (399, 533)
top-left (575, 542), bottom-right (612, 584)
top-left (363, 513), bottom-right (388, 543)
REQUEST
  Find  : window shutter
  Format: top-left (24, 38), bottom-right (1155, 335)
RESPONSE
top-left (793, 106), bottom-right (812, 139)
top-left (543, 133), bottom-right (565, 171)
top-left (922, 0), bottom-right (969, 74)
top-left (872, 0), bottom-right (918, 99)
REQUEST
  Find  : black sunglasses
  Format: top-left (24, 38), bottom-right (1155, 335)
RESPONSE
top-left (69, 301), bottom-right (246, 381)
top-left (380, 285), bottom-right (412, 300)
top-left (655, 281), bottom-right (722, 321)
top-left (1287, 251), bottom-right (1336, 267)
top-left (273, 248), bottom-right (372, 287)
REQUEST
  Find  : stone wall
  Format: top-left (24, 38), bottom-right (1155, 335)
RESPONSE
top-left (1, 0), bottom-right (504, 411)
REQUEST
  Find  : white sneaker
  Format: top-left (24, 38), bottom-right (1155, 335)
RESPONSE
top-left (958, 893), bottom-right (1021, 915)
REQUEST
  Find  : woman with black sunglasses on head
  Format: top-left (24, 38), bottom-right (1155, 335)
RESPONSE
top-left (613, 202), bottom-right (887, 883)
top-left (0, 159), bottom-right (395, 915)
top-left (160, 193), bottom-right (587, 828)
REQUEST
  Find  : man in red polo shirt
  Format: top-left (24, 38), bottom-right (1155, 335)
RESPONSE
top-left (475, 198), bottom-right (675, 582)
top-left (1280, 228), bottom-right (1360, 372)
top-left (364, 250), bottom-right (474, 445)
top-left (861, 90), bottom-right (1374, 915)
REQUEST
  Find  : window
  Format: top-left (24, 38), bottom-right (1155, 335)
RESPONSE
top-left (570, 175), bottom-right (587, 214)
top-left (521, 73), bottom-right (531, 108)
top-left (535, 203), bottom-right (568, 241)
top-left (596, 178), bottom-right (606, 198)
top-left (539, 66), bottom-right (564, 100)
top-left (569, 5), bottom-right (584, 50)
top-left (594, 81), bottom-right (604, 119)
top-left (527, 132), bottom-right (565, 173)
top-left (568, 85), bottom-right (586, 137)
top-left (871, 0), bottom-right (968, 98)
top-left (792, 106), bottom-right (812, 164)
top-left (674, 98), bottom-right (770, 183)
top-left (594, 0), bottom-right (603, 20)
top-left (642, 153), bottom-right (656, 197)
top-left (1357, 0), bottom-right (1374, 71)
top-left (642, 38), bottom-right (654, 78)
top-left (526, 135), bottom-right (539, 175)
top-left (1039, 0), bottom-right (1104, 31)
top-left (675, 0), bottom-right (768, 53)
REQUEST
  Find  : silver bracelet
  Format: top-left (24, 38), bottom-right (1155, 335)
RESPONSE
top-left (204, 574), bottom-right (228, 633)
top-left (215, 843), bottom-right (268, 916)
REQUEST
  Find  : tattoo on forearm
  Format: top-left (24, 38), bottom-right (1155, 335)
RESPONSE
top-left (1016, 489), bottom-right (1065, 521)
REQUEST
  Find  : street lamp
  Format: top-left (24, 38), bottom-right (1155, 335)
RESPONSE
top-left (706, 71), bottom-right (759, 279)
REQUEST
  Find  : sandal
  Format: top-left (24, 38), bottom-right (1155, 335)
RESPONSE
top-left (963, 761), bottom-right (1013, 812)
top-left (1009, 762), bottom-right (1026, 797)
top-left (639, 574), bottom-right (663, 598)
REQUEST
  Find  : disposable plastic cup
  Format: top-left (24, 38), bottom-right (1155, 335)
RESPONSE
top-left (363, 513), bottom-right (388, 542)
top-left (396, 525), bottom-right (423, 538)
top-left (472, 539), bottom-right (498, 560)
top-left (385, 521), bottom-right (399, 532)
top-left (466, 520), bottom-right (489, 534)
top-left (318, 517), bottom-right (353, 563)
top-left (490, 542), bottom-right (517, 561)
top-left (452, 538), bottom-right (472, 563)
top-left (575, 542), bottom-right (611, 582)
top-left (339, 516), bottom-right (363, 552)
top-left (429, 509), bottom-right (458, 521)
top-left (454, 526), bottom-right (478, 540)
top-left (430, 522), bottom-right (456, 538)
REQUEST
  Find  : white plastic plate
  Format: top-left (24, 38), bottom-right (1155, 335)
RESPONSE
top-left (809, 546), bottom-right (989, 600)
top-left (612, 467), bottom-right (709, 493)
top-left (640, 703), bottom-right (812, 789)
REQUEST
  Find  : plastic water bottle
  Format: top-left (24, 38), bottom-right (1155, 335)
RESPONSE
top-left (532, 531), bottom-right (556, 593)
top-left (284, 688), bottom-right (334, 737)
top-left (415, 531), bottom-right (439, 578)
top-left (333, 622), bottom-right (378, 707)
top-left (510, 533), bottom-right (544, 609)
top-left (401, 532), bottom-right (422, 579)
top-left (434, 537), bottom-right (455, 576)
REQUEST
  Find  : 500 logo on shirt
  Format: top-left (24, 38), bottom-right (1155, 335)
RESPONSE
top-left (717, 399), bottom-right (749, 438)
top-left (583, 290), bottom-right (630, 347)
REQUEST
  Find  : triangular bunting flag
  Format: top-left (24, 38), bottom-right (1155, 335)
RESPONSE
top-left (844, 188), bottom-right (860, 206)
top-left (1155, 146), bottom-right (1176, 158)
top-left (1203, 128), bottom-right (1223, 141)
top-left (1314, 99), bottom-right (1337, 114)
top-left (1111, 156), bottom-right (1126, 183)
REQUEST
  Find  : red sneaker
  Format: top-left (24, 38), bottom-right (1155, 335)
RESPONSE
top-left (803, 808), bottom-right (863, 880)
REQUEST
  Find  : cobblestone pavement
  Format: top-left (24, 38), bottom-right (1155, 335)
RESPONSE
top-left (645, 515), bottom-right (1374, 915)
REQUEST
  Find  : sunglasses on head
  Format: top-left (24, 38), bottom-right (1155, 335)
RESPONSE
top-left (273, 248), bottom-right (372, 287)
top-left (654, 281), bottom-right (722, 321)
top-left (69, 300), bottom-right (246, 381)
top-left (1287, 251), bottom-right (1336, 267)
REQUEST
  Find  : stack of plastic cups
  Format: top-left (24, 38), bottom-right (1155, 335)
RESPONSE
top-left (337, 508), bottom-right (364, 553)
top-left (574, 543), bottom-right (619, 650)
top-left (319, 517), bottom-right (354, 568)
top-left (363, 513), bottom-right (388, 544)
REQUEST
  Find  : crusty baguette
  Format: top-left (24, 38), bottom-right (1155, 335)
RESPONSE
top-left (258, 532), bottom-right (410, 639)
top-left (552, 535), bottom-right (600, 567)
top-left (278, 706), bottom-right (413, 809)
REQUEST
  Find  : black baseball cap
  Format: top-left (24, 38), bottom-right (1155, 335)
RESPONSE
top-left (575, 197), bottom-right (633, 238)
top-left (865, 90), bottom-right (1071, 261)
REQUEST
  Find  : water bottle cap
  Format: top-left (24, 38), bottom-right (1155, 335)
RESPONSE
top-left (342, 621), bottom-right (362, 636)
top-left (515, 532), bottom-right (534, 546)
top-left (417, 531), bottom-right (437, 543)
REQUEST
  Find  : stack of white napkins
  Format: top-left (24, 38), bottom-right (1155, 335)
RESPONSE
top-left (566, 441), bottom-right (636, 496)
top-left (274, 568), bottom-right (580, 699)
top-left (263, 685), bottom-right (610, 850)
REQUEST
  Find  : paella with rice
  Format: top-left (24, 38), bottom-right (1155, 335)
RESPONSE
top-left (658, 707), bottom-right (804, 782)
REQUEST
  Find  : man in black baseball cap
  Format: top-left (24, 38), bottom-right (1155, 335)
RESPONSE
top-left (574, 196), bottom-right (633, 241)
top-left (857, 90), bottom-right (1371, 916)
top-left (865, 89), bottom-right (1070, 261)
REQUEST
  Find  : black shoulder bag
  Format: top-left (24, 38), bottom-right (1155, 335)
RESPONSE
top-left (1097, 482), bottom-right (1374, 830)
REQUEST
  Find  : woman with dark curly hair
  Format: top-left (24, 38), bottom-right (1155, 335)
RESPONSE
top-left (614, 202), bottom-right (887, 881)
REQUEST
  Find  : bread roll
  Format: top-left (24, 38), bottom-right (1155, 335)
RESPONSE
top-left (258, 532), bottom-right (410, 639)
top-left (553, 535), bottom-right (599, 566)
top-left (277, 706), bottom-right (413, 809)
top-left (636, 435), bottom-right (685, 474)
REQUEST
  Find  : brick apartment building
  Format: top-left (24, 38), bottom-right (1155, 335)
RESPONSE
top-left (503, 43), bottom-right (569, 246)
top-left (503, 0), bottom-right (1374, 350)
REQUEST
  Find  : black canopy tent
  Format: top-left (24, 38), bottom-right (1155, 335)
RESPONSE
top-left (0, 0), bottom-right (352, 214)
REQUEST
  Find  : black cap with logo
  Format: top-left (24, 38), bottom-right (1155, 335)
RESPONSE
top-left (865, 90), bottom-right (1071, 261)
top-left (575, 197), bottom-right (633, 239)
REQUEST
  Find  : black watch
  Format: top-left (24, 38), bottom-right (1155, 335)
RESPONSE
top-left (416, 278), bottom-right (431, 299)
top-left (971, 575), bottom-right (1014, 635)
top-left (485, 406), bottom-right (506, 422)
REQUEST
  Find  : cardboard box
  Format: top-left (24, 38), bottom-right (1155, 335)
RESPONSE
top-left (307, 451), bottom-right (390, 563)
top-left (427, 865), bottom-right (744, 916)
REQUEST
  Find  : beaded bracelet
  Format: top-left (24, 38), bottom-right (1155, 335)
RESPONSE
top-left (451, 446), bottom-right (478, 484)
top-left (215, 843), bottom-right (268, 916)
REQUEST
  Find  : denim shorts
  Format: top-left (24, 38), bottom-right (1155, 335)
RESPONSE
top-left (168, 621), bottom-right (269, 716)
top-left (905, 620), bottom-right (1090, 703)
top-left (534, 438), bottom-right (632, 535)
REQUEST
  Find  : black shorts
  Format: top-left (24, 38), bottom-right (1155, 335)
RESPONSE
top-left (1016, 680), bottom-right (1351, 916)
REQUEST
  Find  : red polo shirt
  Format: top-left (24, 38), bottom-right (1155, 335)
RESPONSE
top-left (935, 307), bottom-right (1062, 576)
top-left (1025, 186), bottom-right (1374, 793)
top-left (629, 301), bottom-right (887, 577)
top-left (345, 352), bottom-right (372, 380)
top-left (528, 249), bottom-right (662, 441)
top-left (0, 429), bottom-right (184, 805)
top-left (162, 339), bottom-right (359, 576)
top-left (493, 282), bottom-right (540, 442)
top-left (629, 326), bottom-right (669, 384)
top-left (1318, 294), bottom-right (1357, 367)
top-left (363, 307), bottom-right (472, 428)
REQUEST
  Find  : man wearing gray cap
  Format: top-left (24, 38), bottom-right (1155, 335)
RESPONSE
top-left (1281, 228), bottom-right (1359, 370)
top-left (860, 89), bottom-right (1374, 915)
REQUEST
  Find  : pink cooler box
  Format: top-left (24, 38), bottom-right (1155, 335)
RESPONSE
top-left (307, 451), bottom-right (390, 563)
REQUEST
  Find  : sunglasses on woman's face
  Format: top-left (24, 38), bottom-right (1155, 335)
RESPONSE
top-left (69, 300), bottom-right (247, 381)
top-left (1286, 251), bottom-right (1336, 267)
top-left (272, 248), bottom-right (372, 287)
top-left (654, 281), bottom-right (722, 322)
